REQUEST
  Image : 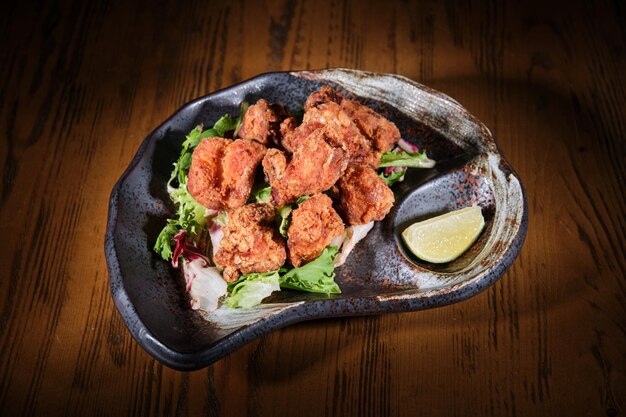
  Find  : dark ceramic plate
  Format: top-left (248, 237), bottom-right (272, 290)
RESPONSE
top-left (105, 69), bottom-right (528, 371)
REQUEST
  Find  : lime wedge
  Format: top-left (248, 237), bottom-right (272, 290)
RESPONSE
top-left (401, 206), bottom-right (485, 263)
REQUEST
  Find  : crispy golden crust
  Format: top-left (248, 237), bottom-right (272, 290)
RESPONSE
top-left (187, 138), bottom-right (266, 210)
top-left (287, 194), bottom-right (345, 267)
top-left (263, 129), bottom-right (349, 206)
top-left (237, 99), bottom-right (287, 146)
top-left (279, 116), bottom-right (298, 140)
top-left (303, 86), bottom-right (401, 154)
top-left (281, 102), bottom-right (379, 168)
top-left (262, 148), bottom-right (287, 185)
top-left (340, 99), bottom-right (400, 153)
top-left (304, 85), bottom-right (344, 111)
top-left (336, 164), bottom-right (395, 225)
top-left (213, 203), bottom-right (287, 282)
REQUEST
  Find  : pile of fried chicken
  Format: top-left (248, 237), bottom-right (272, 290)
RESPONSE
top-left (187, 86), bottom-right (399, 282)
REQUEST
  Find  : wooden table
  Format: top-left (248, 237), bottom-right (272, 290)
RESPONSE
top-left (1, 0), bottom-right (624, 415)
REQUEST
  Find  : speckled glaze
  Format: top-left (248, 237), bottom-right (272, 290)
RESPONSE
top-left (105, 69), bottom-right (528, 370)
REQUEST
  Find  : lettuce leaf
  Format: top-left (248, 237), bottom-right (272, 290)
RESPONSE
top-left (279, 246), bottom-right (341, 294)
top-left (276, 195), bottom-right (309, 237)
top-left (277, 205), bottom-right (292, 237)
top-left (379, 168), bottom-right (406, 186)
top-left (170, 184), bottom-right (209, 234)
top-left (226, 270), bottom-right (281, 308)
top-left (253, 185), bottom-right (272, 203)
top-left (170, 125), bottom-right (212, 187)
top-left (154, 220), bottom-right (178, 260)
top-left (379, 149), bottom-right (435, 169)
top-left (225, 245), bottom-right (342, 308)
top-left (153, 184), bottom-right (208, 260)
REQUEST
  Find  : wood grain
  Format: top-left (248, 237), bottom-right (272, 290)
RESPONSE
top-left (1, 0), bottom-right (624, 416)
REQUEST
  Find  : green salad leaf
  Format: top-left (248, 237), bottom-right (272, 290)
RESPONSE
top-left (253, 185), bottom-right (272, 203)
top-left (279, 246), bottom-right (341, 295)
top-left (153, 183), bottom-right (208, 260)
top-left (170, 184), bottom-right (209, 234)
top-left (226, 270), bottom-right (281, 308)
top-left (274, 195), bottom-right (310, 237)
top-left (277, 205), bottom-right (292, 237)
top-left (295, 195), bottom-right (310, 204)
top-left (379, 149), bottom-right (436, 169)
top-left (379, 168), bottom-right (407, 186)
top-left (170, 125), bottom-right (211, 187)
top-left (154, 220), bottom-right (178, 260)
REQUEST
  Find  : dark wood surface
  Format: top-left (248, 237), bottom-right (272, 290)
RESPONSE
top-left (1, 0), bottom-right (624, 416)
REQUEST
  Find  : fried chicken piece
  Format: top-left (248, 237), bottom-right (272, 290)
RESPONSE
top-left (305, 86), bottom-right (401, 153)
top-left (341, 99), bottom-right (400, 153)
top-left (304, 85), bottom-right (344, 111)
top-left (335, 164), bottom-right (395, 225)
top-left (213, 203), bottom-right (287, 282)
top-left (287, 194), bottom-right (345, 267)
top-left (279, 116), bottom-right (298, 139)
top-left (237, 99), bottom-right (287, 146)
top-left (263, 129), bottom-right (348, 206)
top-left (262, 149), bottom-right (286, 185)
top-left (187, 138), bottom-right (266, 210)
top-left (281, 102), bottom-right (380, 167)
